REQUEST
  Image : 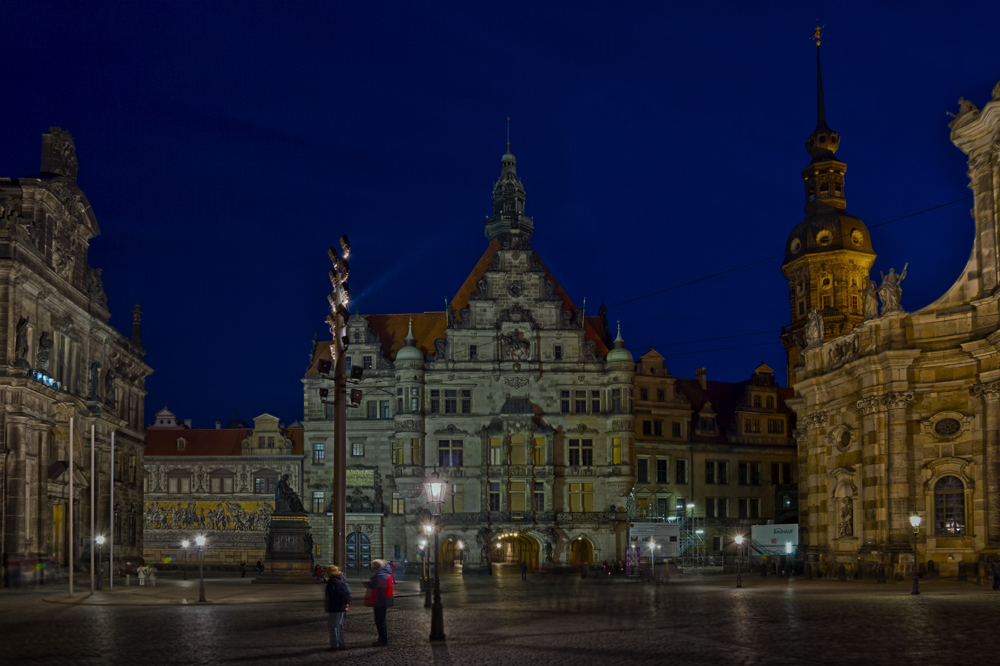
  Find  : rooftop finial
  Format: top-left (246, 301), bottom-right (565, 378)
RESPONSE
top-left (814, 25), bottom-right (827, 128)
top-left (506, 116), bottom-right (510, 153)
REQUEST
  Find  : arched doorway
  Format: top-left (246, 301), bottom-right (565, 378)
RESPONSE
top-left (569, 537), bottom-right (593, 565)
top-left (438, 538), bottom-right (466, 574)
top-left (490, 532), bottom-right (540, 575)
top-left (346, 532), bottom-right (371, 572)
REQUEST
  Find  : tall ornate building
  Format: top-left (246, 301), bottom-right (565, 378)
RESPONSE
top-left (303, 149), bottom-right (635, 573)
top-left (0, 128), bottom-right (150, 582)
top-left (780, 44), bottom-right (876, 387)
top-left (142, 409), bottom-right (304, 568)
top-left (788, 72), bottom-right (1000, 578)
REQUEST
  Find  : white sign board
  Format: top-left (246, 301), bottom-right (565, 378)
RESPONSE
top-left (751, 524), bottom-right (798, 554)
top-left (629, 523), bottom-right (681, 557)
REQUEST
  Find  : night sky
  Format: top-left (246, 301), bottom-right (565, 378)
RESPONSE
top-left (4, 2), bottom-right (999, 427)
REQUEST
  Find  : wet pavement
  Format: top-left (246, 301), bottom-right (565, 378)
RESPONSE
top-left (1, 571), bottom-right (998, 665)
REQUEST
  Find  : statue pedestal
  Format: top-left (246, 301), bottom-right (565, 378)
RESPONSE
top-left (253, 513), bottom-right (317, 584)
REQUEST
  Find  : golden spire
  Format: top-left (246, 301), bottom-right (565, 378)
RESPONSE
top-left (811, 24), bottom-right (823, 46)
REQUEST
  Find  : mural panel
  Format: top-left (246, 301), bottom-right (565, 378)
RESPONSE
top-left (144, 500), bottom-right (275, 532)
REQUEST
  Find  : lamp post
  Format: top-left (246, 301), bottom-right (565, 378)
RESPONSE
top-left (419, 538), bottom-right (427, 593)
top-left (422, 526), bottom-right (433, 608)
top-left (195, 535), bottom-right (207, 602)
top-left (181, 540), bottom-right (190, 581)
top-left (735, 535), bottom-right (744, 588)
top-left (909, 511), bottom-right (922, 595)
top-left (424, 469), bottom-right (448, 641)
top-left (95, 536), bottom-right (105, 590)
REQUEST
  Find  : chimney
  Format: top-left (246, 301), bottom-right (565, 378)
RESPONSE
top-left (184, 419), bottom-right (192, 429)
top-left (132, 304), bottom-right (143, 346)
top-left (695, 367), bottom-right (707, 391)
top-left (215, 421), bottom-right (221, 429)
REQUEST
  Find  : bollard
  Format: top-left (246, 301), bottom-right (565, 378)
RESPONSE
top-left (838, 564), bottom-right (847, 582)
top-left (126, 573), bottom-right (130, 586)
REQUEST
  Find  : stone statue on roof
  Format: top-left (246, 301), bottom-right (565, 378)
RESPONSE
top-left (877, 263), bottom-right (907, 314)
top-left (804, 309), bottom-right (824, 347)
top-left (862, 280), bottom-right (879, 319)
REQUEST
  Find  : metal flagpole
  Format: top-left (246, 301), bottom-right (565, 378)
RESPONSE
top-left (90, 424), bottom-right (95, 594)
top-left (69, 416), bottom-right (74, 597)
top-left (109, 430), bottom-right (114, 592)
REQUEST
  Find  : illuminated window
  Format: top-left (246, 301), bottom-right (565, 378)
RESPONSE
top-left (489, 438), bottom-right (502, 465)
top-left (509, 481), bottom-right (526, 511)
top-left (934, 476), bottom-right (966, 535)
top-left (313, 492), bottom-right (325, 513)
top-left (611, 437), bottom-right (621, 465)
top-left (568, 483), bottom-right (594, 512)
top-left (391, 493), bottom-right (404, 515)
top-left (534, 438), bottom-right (546, 465)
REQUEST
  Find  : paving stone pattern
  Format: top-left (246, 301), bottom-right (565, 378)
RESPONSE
top-left (2, 572), bottom-right (999, 665)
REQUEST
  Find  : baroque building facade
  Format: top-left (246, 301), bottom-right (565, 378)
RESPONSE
top-left (631, 352), bottom-right (798, 555)
top-left (787, 64), bottom-right (1000, 577)
top-left (303, 149), bottom-right (635, 573)
top-left (0, 128), bottom-right (150, 583)
top-left (143, 409), bottom-right (304, 568)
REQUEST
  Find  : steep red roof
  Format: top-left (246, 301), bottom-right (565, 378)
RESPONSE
top-left (305, 240), bottom-right (610, 369)
top-left (145, 427), bottom-right (304, 456)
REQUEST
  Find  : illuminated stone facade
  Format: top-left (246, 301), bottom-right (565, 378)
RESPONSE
top-left (0, 128), bottom-right (150, 582)
top-left (303, 150), bottom-right (635, 573)
top-left (789, 79), bottom-right (1000, 578)
top-left (142, 411), bottom-right (303, 569)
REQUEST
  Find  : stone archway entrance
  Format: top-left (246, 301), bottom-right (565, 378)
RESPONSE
top-left (490, 532), bottom-right (540, 575)
top-left (438, 539), bottom-right (466, 574)
top-left (569, 537), bottom-right (594, 565)
top-left (346, 532), bottom-right (371, 572)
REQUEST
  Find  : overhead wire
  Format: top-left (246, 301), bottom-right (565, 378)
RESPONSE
top-left (606, 195), bottom-right (973, 311)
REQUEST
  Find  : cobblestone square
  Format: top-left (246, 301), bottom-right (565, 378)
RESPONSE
top-left (2, 571), bottom-right (999, 666)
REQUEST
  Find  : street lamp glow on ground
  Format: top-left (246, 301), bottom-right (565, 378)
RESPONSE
top-left (424, 469), bottom-right (448, 641)
top-left (735, 535), bottom-right (745, 588)
top-left (195, 535), bottom-right (207, 602)
top-left (909, 511), bottom-right (922, 595)
top-left (95, 536), bottom-right (105, 590)
top-left (181, 540), bottom-right (190, 581)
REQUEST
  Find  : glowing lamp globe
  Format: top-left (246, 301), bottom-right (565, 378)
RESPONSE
top-left (424, 469), bottom-right (448, 505)
top-left (95, 535), bottom-right (105, 546)
top-left (735, 535), bottom-right (744, 545)
top-left (909, 511), bottom-right (922, 532)
top-left (195, 535), bottom-right (206, 547)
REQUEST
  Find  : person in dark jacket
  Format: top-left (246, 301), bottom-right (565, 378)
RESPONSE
top-left (325, 565), bottom-right (352, 651)
top-left (369, 559), bottom-right (394, 646)
top-left (256, 559), bottom-right (263, 576)
top-left (240, 561), bottom-right (246, 578)
top-left (992, 558), bottom-right (1000, 590)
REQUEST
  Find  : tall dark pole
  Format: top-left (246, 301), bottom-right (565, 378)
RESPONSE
top-left (430, 514), bottom-right (445, 641)
top-left (96, 543), bottom-right (103, 590)
top-left (424, 540), bottom-right (432, 608)
top-left (911, 529), bottom-right (920, 595)
top-left (183, 547), bottom-right (188, 580)
top-left (327, 237), bottom-right (351, 573)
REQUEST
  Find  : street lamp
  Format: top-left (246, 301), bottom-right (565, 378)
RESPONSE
top-left (422, 524), bottom-right (434, 608)
top-left (424, 469), bottom-right (448, 641)
top-left (909, 511), bottom-right (922, 595)
top-left (735, 535), bottom-right (744, 588)
top-left (195, 535), bottom-right (207, 602)
top-left (95, 536), bottom-right (105, 590)
top-left (181, 540), bottom-right (190, 581)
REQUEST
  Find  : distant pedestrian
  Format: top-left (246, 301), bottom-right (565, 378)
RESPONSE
top-left (256, 559), bottom-right (264, 576)
top-left (324, 565), bottom-right (352, 652)
top-left (138, 565), bottom-right (147, 586)
top-left (148, 565), bottom-right (157, 587)
top-left (603, 560), bottom-right (609, 576)
top-left (992, 558), bottom-right (1000, 590)
top-left (520, 561), bottom-right (528, 580)
top-left (368, 559), bottom-right (394, 646)
top-left (240, 561), bottom-right (247, 578)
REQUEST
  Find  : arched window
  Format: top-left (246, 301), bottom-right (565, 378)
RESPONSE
top-left (934, 476), bottom-right (966, 535)
top-left (752, 395), bottom-right (761, 407)
top-left (766, 396), bottom-right (775, 409)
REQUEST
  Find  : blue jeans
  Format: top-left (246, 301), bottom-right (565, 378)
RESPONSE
top-left (328, 612), bottom-right (345, 647)
top-left (374, 607), bottom-right (388, 644)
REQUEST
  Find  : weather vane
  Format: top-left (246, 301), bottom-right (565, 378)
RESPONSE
top-left (506, 116), bottom-right (510, 153)
top-left (811, 24), bottom-right (824, 46)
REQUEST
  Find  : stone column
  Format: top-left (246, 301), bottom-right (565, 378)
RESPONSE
top-left (974, 381), bottom-right (1000, 546)
top-left (969, 152), bottom-right (998, 295)
top-left (802, 410), bottom-right (827, 553)
top-left (856, 396), bottom-right (884, 550)
top-left (885, 392), bottom-right (914, 546)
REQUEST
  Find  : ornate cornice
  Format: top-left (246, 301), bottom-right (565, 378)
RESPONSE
top-left (973, 381), bottom-right (1000, 399)
top-left (804, 410), bottom-right (827, 429)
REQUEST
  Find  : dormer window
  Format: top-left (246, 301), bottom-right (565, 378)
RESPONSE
top-left (177, 438), bottom-right (186, 451)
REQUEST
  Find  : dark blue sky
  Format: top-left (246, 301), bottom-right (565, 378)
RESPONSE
top-left (4, 2), bottom-right (998, 426)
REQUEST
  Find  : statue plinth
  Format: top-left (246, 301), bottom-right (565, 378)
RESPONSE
top-left (253, 512), bottom-right (317, 584)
